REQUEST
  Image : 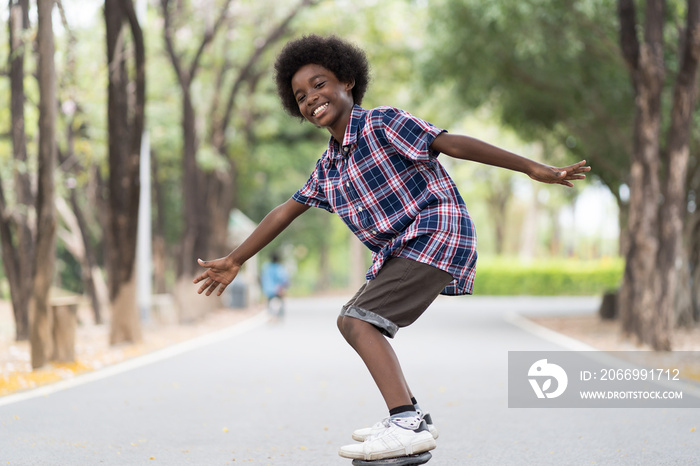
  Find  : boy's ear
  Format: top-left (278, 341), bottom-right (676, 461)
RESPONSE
top-left (345, 79), bottom-right (355, 91)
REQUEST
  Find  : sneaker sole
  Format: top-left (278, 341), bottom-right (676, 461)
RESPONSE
top-left (340, 436), bottom-right (436, 461)
top-left (352, 424), bottom-right (439, 442)
top-left (351, 451), bottom-right (432, 466)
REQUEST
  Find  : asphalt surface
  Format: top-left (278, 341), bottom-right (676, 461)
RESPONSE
top-left (1, 295), bottom-right (698, 465)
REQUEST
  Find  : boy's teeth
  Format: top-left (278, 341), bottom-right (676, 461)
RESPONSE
top-left (313, 103), bottom-right (328, 116)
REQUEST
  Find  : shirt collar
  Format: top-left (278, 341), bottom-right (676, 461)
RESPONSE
top-left (324, 105), bottom-right (365, 167)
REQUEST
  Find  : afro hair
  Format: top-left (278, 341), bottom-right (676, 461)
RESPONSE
top-left (274, 35), bottom-right (370, 118)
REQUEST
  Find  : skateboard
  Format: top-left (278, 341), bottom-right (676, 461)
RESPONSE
top-left (351, 452), bottom-right (432, 466)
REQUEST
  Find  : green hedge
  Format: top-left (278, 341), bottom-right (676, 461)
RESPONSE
top-left (472, 257), bottom-right (624, 296)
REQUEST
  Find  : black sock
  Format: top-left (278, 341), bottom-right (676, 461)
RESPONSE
top-left (389, 404), bottom-right (416, 416)
top-left (410, 397), bottom-right (418, 406)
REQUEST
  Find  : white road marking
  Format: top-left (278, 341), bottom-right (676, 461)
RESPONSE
top-left (0, 312), bottom-right (269, 407)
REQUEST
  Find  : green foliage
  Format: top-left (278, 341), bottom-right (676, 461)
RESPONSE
top-left (0, 0), bottom-right (630, 299)
top-left (424, 0), bottom-right (633, 197)
top-left (474, 257), bottom-right (624, 296)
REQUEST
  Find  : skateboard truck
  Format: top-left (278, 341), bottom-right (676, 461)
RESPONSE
top-left (351, 452), bottom-right (432, 466)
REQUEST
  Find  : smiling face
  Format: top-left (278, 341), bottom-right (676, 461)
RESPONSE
top-left (291, 63), bottom-right (355, 142)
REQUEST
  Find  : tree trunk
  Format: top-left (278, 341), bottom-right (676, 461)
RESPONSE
top-left (204, 170), bottom-right (234, 260)
top-left (30, 0), bottom-right (58, 369)
top-left (104, 0), bottom-right (145, 344)
top-left (657, 0), bottom-right (700, 337)
top-left (486, 187), bottom-right (511, 255)
top-left (151, 153), bottom-right (168, 294)
top-left (110, 268), bottom-right (140, 344)
top-left (178, 89), bottom-right (206, 278)
top-left (617, 0), bottom-right (700, 350)
top-left (617, 0), bottom-right (664, 347)
top-left (4, 0), bottom-right (33, 341)
top-left (688, 213), bottom-right (700, 324)
top-left (55, 196), bottom-right (108, 325)
top-left (70, 192), bottom-right (106, 324)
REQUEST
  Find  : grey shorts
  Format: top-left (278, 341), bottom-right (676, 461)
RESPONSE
top-left (340, 257), bottom-right (453, 338)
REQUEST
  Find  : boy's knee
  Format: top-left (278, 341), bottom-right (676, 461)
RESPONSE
top-left (337, 315), bottom-right (346, 337)
top-left (338, 315), bottom-right (375, 343)
top-left (337, 315), bottom-right (358, 341)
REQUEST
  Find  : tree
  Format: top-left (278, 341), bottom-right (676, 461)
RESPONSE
top-left (55, 0), bottom-right (108, 325)
top-left (205, 0), bottom-right (317, 264)
top-left (159, 0), bottom-right (316, 319)
top-left (104, 0), bottom-right (146, 344)
top-left (29, 0), bottom-right (58, 368)
top-left (617, 0), bottom-right (700, 350)
top-left (1, 0), bottom-right (32, 341)
top-left (160, 0), bottom-right (233, 283)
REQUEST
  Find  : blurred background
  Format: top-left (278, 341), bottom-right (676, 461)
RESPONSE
top-left (1, 0), bottom-right (698, 378)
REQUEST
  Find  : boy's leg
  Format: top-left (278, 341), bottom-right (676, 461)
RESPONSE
top-left (337, 314), bottom-right (412, 410)
top-left (338, 257), bottom-right (452, 410)
top-left (338, 258), bottom-right (452, 460)
top-left (336, 258), bottom-right (451, 460)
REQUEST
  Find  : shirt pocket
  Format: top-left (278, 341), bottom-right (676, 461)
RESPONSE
top-left (335, 179), bottom-right (373, 229)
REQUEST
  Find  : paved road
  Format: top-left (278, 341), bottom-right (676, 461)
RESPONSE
top-left (1, 296), bottom-right (698, 465)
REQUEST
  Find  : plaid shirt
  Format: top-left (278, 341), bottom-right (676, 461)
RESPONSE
top-left (293, 105), bottom-right (477, 295)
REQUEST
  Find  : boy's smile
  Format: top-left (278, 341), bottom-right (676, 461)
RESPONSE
top-left (291, 63), bottom-right (355, 142)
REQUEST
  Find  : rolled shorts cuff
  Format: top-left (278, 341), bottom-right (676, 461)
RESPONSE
top-left (340, 305), bottom-right (399, 338)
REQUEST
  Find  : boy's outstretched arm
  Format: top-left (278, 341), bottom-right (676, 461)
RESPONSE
top-left (194, 198), bottom-right (310, 296)
top-left (430, 133), bottom-right (590, 187)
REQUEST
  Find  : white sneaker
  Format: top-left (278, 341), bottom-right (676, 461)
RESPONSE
top-left (352, 413), bottom-right (439, 442)
top-left (339, 419), bottom-right (436, 461)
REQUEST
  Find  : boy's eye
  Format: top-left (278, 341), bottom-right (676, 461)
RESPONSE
top-left (315, 81), bottom-right (326, 89)
top-left (297, 95), bottom-right (305, 103)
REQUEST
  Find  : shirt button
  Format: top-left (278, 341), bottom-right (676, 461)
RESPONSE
top-left (346, 182), bottom-right (350, 187)
top-left (358, 207), bottom-right (363, 212)
top-left (342, 146), bottom-right (350, 155)
top-left (371, 230), bottom-right (378, 235)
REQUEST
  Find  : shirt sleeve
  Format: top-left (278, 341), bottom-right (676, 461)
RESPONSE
top-left (380, 107), bottom-right (447, 162)
top-left (292, 158), bottom-right (334, 213)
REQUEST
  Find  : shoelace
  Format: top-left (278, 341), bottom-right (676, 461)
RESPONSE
top-left (366, 417), bottom-right (392, 440)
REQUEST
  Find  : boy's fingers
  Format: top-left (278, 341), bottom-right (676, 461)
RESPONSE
top-left (197, 279), bottom-right (214, 294)
top-left (206, 282), bottom-right (225, 296)
top-left (193, 271), bottom-right (211, 284)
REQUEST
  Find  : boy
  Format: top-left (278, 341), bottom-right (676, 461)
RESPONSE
top-left (260, 252), bottom-right (289, 317)
top-left (194, 35), bottom-right (589, 461)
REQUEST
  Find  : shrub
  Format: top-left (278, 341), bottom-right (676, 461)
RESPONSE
top-left (473, 257), bottom-right (624, 296)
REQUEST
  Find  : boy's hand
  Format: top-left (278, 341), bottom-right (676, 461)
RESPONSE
top-left (194, 256), bottom-right (240, 296)
top-left (528, 160), bottom-right (590, 187)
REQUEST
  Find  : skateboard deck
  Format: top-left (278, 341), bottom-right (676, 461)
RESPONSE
top-left (351, 452), bottom-right (432, 466)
